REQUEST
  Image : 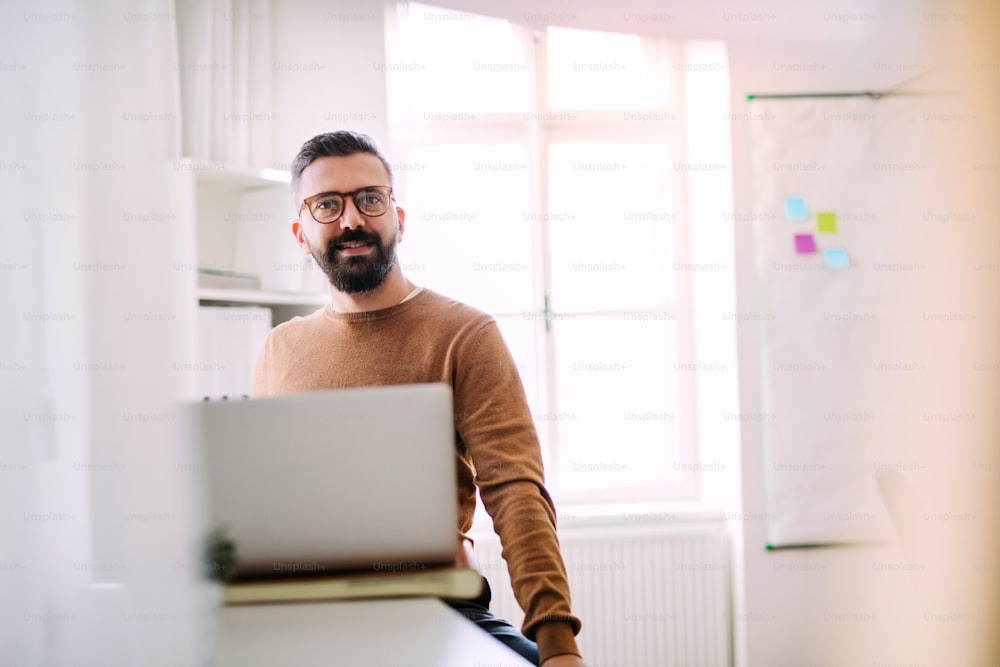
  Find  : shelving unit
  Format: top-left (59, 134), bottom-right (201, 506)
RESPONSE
top-left (175, 158), bottom-right (327, 315)
top-left (197, 286), bottom-right (327, 328)
top-left (197, 287), bottom-right (327, 307)
top-left (173, 158), bottom-right (329, 400)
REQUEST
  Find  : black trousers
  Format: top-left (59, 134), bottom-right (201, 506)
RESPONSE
top-left (441, 576), bottom-right (540, 665)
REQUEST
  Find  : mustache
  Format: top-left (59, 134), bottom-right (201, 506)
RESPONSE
top-left (329, 228), bottom-right (381, 249)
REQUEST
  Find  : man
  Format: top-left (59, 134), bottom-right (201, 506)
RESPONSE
top-left (251, 131), bottom-right (586, 667)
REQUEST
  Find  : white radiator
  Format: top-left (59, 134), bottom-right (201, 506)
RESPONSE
top-left (473, 519), bottom-right (732, 667)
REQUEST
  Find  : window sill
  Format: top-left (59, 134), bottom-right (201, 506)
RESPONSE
top-left (469, 501), bottom-right (726, 538)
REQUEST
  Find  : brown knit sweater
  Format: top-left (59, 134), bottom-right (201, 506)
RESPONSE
top-left (251, 288), bottom-right (581, 662)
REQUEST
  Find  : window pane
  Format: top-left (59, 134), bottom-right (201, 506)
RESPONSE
top-left (548, 142), bottom-right (676, 312)
top-left (493, 315), bottom-right (548, 453)
top-left (546, 27), bottom-right (652, 111)
top-left (552, 314), bottom-right (682, 493)
top-left (392, 3), bottom-right (529, 114)
top-left (396, 143), bottom-right (534, 315)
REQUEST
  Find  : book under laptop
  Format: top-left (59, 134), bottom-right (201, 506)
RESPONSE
top-left (192, 383), bottom-right (482, 604)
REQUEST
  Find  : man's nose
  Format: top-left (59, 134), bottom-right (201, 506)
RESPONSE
top-left (338, 198), bottom-right (366, 230)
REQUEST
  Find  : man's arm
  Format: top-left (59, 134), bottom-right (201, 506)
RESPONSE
top-left (455, 537), bottom-right (477, 569)
top-left (452, 320), bottom-right (583, 663)
top-left (543, 656), bottom-right (587, 667)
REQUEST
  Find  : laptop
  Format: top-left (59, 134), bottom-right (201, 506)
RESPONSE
top-left (193, 383), bottom-right (460, 581)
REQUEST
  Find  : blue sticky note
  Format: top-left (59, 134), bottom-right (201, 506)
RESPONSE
top-left (823, 247), bottom-right (850, 269)
top-left (784, 196), bottom-right (808, 221)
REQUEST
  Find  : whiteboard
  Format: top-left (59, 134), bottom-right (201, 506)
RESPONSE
top-left (748, 95), bottom-right (936, 547)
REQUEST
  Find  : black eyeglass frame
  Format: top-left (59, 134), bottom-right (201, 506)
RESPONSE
top-left (298, 185), bottom-right (395, 224)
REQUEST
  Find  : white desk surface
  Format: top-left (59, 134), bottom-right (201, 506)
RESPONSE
top-left (215, 596), bottom-right (534, 667)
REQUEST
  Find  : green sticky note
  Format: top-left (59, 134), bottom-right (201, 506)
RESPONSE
top-left (817, 212), bottom-right (837, 233)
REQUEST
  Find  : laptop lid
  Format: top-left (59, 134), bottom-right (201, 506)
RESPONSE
top-left (194, 383), bottom-right (458, 578)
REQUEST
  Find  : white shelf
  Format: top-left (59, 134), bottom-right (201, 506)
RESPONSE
top-left (176, 158), bottom-right (291, 189)
top-left (197, 287), bottom-right (328, 307)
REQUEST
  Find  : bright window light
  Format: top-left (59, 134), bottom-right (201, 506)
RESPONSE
top-left (553, 314), bottom-right (680, 493)
top-left (546, 26), bottom-right (654, 110)
top-left (393, 2), bottom-right (530, 114)
top-left (395, 141), bottom-right (533, 316)
top-left (547, 142), bottom-right (676, 312)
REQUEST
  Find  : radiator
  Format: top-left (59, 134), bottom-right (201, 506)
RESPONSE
top-left (472, 520), bottom-right (732, 667)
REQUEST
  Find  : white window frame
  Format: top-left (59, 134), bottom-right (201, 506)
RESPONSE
top-left (384, 3), bottom-right (702, 503)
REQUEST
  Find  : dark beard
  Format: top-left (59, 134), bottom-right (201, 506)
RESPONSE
top-left (311, 228), bottom-right (397, 294)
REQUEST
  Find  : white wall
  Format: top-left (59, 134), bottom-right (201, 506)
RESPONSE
top-left (270, 0), bottom-right (389, 169)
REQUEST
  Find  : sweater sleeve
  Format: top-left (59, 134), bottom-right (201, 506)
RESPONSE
top-left (250, 331), bottom-right (274, 398)
top-left (452, 320), bottom-right (582, 661)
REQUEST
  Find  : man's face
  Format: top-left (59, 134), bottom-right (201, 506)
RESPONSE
top-left (293, 153), bottom-right (405, 294)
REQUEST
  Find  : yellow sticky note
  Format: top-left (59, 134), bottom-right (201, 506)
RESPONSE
top-left (817, 212), bottom-right (837, 234)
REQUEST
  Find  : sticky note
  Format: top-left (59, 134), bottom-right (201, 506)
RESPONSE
top-left (784, 196), bottom-right (808, 221)
top-left (817, 212), bottom-right (837, 233)
top-left (794, 234), bottom-right (817, 254)
top-left (823, 247), bottom-right (850, 268)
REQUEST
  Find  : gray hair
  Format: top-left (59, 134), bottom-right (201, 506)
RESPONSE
top-left (290, 130), bottom-right (394, 202)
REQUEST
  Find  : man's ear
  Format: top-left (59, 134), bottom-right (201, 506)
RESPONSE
top-left (292, 220), bottom-right (311, 255)
top-left (395, 206), bottom-right (406, 242)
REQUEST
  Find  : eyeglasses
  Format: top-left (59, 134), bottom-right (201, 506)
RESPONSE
top-left (299, 186), bottom-right (394, 224)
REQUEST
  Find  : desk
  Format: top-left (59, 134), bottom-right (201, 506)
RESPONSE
top-left (215, 596), bottom-right (534, 666)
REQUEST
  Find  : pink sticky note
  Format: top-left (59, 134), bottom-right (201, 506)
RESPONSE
top-left (794, 234), bottom-right (817, 254)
